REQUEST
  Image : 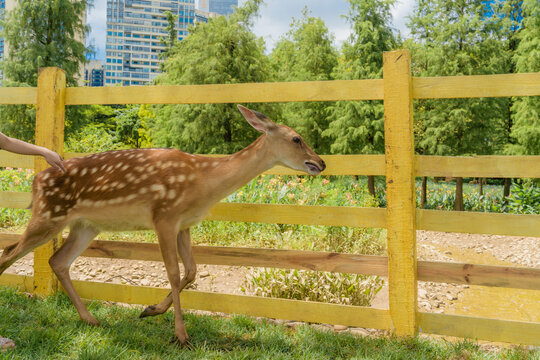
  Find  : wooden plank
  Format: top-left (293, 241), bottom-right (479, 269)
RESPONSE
top-left (83, 241), bottom-right (389, 276)
top-left (418, 261), bottom-right (540, 290)
top-left (419, 312), bottom-right (540, 346)
top-left (0, 87), bottom-right (37, 104)
top-left (0, 151), bottom-right (35, 169)
top-left (72, 280), bottom-right (391, 329)
top-left (65, 79), bottom-right (384, 105)
top-left (0, 191), bottom-right (32, 209)
top-left (383, 50), bottom-right (418, 336)
top-left (413, 73), bottom-right (540, 99)
top-left (0, 273), bottom-right (34, 291)
top-left (417, 209), bottom-right (540, 237)
top-left (416, 155), bottom-right (540, 178)
top-left (208, 203), bottom-right (386, 228)
top-left (33, 67), bottom-right (66, 297)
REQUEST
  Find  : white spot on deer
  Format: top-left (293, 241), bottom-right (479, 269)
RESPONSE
top-left (91, 167), bottom-right (97, 174)
top-left (42, 211), bottom-right (51, 219)
top-left (100, 164), bottom-right (107, 171)
top-left (102, 184), bottom-right (110, 191)
top-left (125, 194), bottom-right (137, 201)
top-left (42, 173), bottom-right (50, 181)
top-left (179, 162), bottom-right (186, 167)
top-left (177, 175), bottom-right (186, 183)
top-left (201, 162), bottom-right (209, 168)
top-left (212, 161), bottom-right (219, 168)
top-left (81, 168), bottom-right (87, 176)
top-left (111, 181), bottom-right (119, 188)
top-left (190, 158), bottom-right (196, 163)
top-left (54, 205), bottom-right (61, 213)
top-left (106, 165), bottom-right (114, 172)
top-left (138, 187), bottom-right (148, 194)
top-left (115, 162), bottom-right (123, 169)
top-left (188, 173), bottom-right (196, 181)
top-left (135, 166), bottom-right (145, 173)
top-left (150, 184), bottom-right (166, 198)
top-left (48, 179), bottom-right (55, 187)
top-left (167, 189), bottom-right (176, 200)
top-left (117, 183), bottom-right (126, 189)
top-left (121, 164), bottom-right (129, 171)
top-left (71, 182), bottom-right (77, 189)
top-left (167, 176), bottom-right (176, 184)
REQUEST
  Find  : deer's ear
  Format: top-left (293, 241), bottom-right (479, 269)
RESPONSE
top-left (237, 105), bottom-right (276, 133)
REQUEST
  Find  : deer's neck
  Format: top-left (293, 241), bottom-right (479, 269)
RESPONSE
top-left (203, 136), bottom-right (274, 202)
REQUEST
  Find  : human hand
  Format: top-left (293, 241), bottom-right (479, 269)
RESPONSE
top-left (42, 149), bottom-right (67, 173)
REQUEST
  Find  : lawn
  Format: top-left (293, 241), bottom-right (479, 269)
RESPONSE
top-left (0, 287), bottom-right (537, 360)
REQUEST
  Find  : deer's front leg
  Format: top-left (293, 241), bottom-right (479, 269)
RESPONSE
top-left (139, 229), bottom-right (196, 318)
top-left (155, 222), bottom-right (190, 347)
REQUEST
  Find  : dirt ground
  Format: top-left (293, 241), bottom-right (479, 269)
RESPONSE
top-left (2, 230), bottom-right (539, 347)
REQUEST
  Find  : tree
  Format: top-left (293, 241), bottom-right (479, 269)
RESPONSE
top-left (270, 8), bottom-right (338, 153)
top-left (150, 0), bottom-right (273, 154)
top-left (160, 10), bottom-right (178, 64)
top-left (506, 0), bottom-right (539, 156)
top-left (407, 0), bottom-right (509, 210)
top-left (0, 0), bottom-right (91, 141)
top-left (323, 0), bottom-right (397, 195)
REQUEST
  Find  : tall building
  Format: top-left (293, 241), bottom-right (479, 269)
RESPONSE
top-left (85, 59), bottom-right (104, 87)
top-left (208, 0), bottom-right (237, 16)
top-left (105, 0), bottom-right (196, 86)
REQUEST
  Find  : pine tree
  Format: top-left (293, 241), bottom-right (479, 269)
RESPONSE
top-left (322, 0), bottom-right (397, 195)
top-left (149, 0), bottom-right (272, 154)
top-left (506, 0), bottom-right (539, 156)
top-left (270, 8), bottom-right (338, 153)
top-left (0, 0), bottom-right (91, 141)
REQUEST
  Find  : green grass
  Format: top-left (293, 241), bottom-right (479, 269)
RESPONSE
top-left (0, 287), bottom-right (537, 360)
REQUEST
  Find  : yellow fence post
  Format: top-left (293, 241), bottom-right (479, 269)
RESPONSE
top-left (383, 49), bottom-right (418, 336)
top-left (33, 67), bottom-right (66, 296)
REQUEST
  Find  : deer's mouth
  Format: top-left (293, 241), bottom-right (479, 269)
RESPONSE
top-left (305, 161), bottom-right (323, 175)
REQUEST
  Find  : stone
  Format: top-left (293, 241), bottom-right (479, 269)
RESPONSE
top-left (333, 325), bottom-right (348, 331)
top-left (418, 288), bottom-right (428, 298)
top-left (199, 271), bottom-right (210, 278)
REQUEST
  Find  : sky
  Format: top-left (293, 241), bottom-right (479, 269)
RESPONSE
top-left (86, 0), bottom-right (414, 61)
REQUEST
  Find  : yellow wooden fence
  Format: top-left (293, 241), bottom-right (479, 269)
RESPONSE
top-left (1, 50), bottom-right (539, 345)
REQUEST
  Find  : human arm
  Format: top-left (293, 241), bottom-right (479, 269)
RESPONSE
top-left (0, 132), bottom-right (66, 172)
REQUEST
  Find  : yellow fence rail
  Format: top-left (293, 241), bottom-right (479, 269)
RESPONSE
top-left (1, 49), bottom-right (539, 345)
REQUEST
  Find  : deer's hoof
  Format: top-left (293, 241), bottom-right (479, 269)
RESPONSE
top-left (170, 336), bottom-right (193, 349)
top-left (83, 316), bottom-right (100, 326)
top-left (139, 305), bottom-right (158, 318)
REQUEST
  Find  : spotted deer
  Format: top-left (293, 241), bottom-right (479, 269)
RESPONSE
top-left (0, 105), bottom-right (326, 347)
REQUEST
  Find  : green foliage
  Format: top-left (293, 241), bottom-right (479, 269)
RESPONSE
top-left (244, 269), bottom-right (383, 307)
top-left (408, 0), bottom-right (509, 156)
top-left (160, 10), bottom-right (178, 60)
top-left (506, 0), bottom-right (540, 155)
top-left (150, 1), bottom-right (272, 154)
top-left (270, 8), bottom-right (338, 153)
top-left (323, 0), bottom-right (397, 155)
top-left (505, 182), bottom-right (540, 214)
top-left (0, 0), bottom-right (92, 141)
top-left (0, 168), bottom-right (32, 227)
top-left (64, 124), bottom-right (123, 153)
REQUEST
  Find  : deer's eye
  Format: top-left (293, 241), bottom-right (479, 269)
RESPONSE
top-left (292, 136), bottom-right (301, 144)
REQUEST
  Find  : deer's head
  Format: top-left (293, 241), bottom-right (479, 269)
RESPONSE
top-left (237, 105), bottom-right (326, 175)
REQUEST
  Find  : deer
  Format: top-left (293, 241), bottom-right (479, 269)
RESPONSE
top-left (0, 105), bottom-right (326, 347)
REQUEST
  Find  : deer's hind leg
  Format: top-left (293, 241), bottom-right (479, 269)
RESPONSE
top-left (139, 228), bottom-right (196, 319)
top-left (0, 215), bottom-right (66, 275)
top-left (49, 222), bottom-right (100, 325)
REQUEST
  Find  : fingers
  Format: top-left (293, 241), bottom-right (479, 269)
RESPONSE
top-left (44, 151), bottom-right (66, 173)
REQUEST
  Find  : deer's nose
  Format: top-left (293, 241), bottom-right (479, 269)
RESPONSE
top-left (320, 160), bottom-right (326, 171)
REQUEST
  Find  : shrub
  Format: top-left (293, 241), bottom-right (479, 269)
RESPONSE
top-left (505, 182), bottom-right (540, 214)
top-left (243, 268), bottom-right (383, 306)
